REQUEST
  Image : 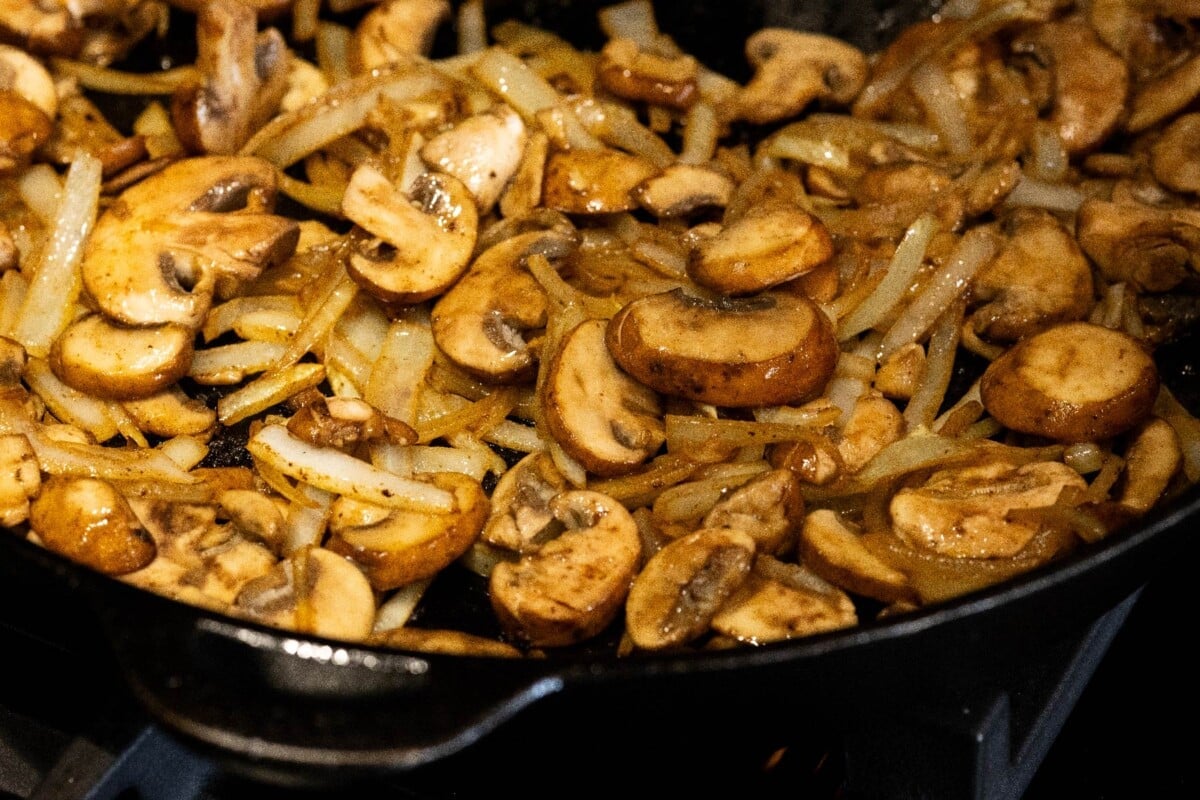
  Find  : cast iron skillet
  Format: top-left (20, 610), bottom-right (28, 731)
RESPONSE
top-left (3, 0), bottom-right (1200, 787)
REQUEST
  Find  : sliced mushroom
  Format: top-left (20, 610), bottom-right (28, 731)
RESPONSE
top-left (735, 29), bottom-right (868, 125)
top-left (542, 149), bottom-right (659, 215)
top-left (431, 230), bottom-right (574, 383)
top-left (50, 314), bottom-right (195, 401)
top-left (874, 343), bottom-right (926, 401)
top-left (710, 555), bottom-right (857, 644)
top-left (42, 89), bottom-right (147, 176)
top-left (970, 209), bottom-right (1094, 342)
top-left (606, 289), bottom-right (839, 408)
top-left (81, 156), bottom-right (300, 329)
top-left (889, 460), bottom-right (1088, 559)
top-left (1127, 49), bottom-right (1200, 133)
top-left (419, 105), bottom-right (527, 213)
top-left (1150, 113), bottom-right (1200, 195)
top-left (327, 471), bottom-right (488, 590)
top-left (481, 450), bottom-right (568, 554)
top-left (350, 0), bottom-right (451, 73)
top-left (980, 322), bottom-right (1159, 443)
top-left (1012, 18), bottom-right (1129, 153)
top-left (688, 202), bottom-right (833, 295)
top-left (838, 392), bottom-right (904, 473)
top-left (624, 526), bottom-right (756, 650)
top-left (0, 433), bottom-right (38, 527)
top-left (800, 510), bottom-right (913, 603)
top-left (234, 546), bottom-right (376, 642)
top-left (342, 166), bottom-right (479, 304)
top-left (701, 468), bottom-right (804, 556)
top-left (1118, 417), bottom-right (1182, 514)
top-left (489, 490), bottom-right (641, 647)
top-left (0, 90), bottom-right (50, 174)
top-left (218, 489), bottom-right (287, 555)
top-left (122, 387), bottom-right (218, 439)
top-left (0, 1), bottom-right (80, 55)
top-left (634, 164), bottom-right (734, 219)
top-left (28, 476), bottom-right (156, 575)
top-left (368, 626), bottom-right (523, 658)
top-left (0, 44), bottom-right (56, 117)
top-left (543, 318), bottom-right (664, 477)
top-left (1076, 199), bottom-right (1200, 293)
top-left (597, 38), bottom-right (699, 110)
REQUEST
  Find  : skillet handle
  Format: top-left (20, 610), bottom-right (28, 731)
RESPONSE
top-left (90, 581), bottom-right (567, 784)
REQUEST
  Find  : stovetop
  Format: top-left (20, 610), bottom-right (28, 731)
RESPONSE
top-left (1, 554), bottom-right (1194, 800)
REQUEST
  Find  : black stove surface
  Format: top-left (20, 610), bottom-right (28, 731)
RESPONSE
top-left (1, 553), bottom-right (1194, 800)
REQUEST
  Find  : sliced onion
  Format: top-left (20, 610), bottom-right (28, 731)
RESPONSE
top-left (217, 363), bottom-right (326, 425)
top-left (910, 60), bottom-right (972, 157)
top-left (190, 340), bottom-right (290, 385)
top-left (1004, 175), bottom-right (1085, 213)
top-left (29, 432), bottom-right (198, 484)
top-left (839, 214), bottom-right (939, 340)
top-left (365, 309), bottom-right (435, 426)
top-left (50, 59), bottom-right (198, 94)
top-left (158, 435), bottom-right (211, 470)
top-left (902, 301), bottom-right (964, 432)
top-left (22, 358), bottom-right (118, 443)
top-left (248, 424), bottom-right (454, 513)
top-left (283, 483), bottom-right (335, 554)
top-left (374, 579), bottom-right (433, 632)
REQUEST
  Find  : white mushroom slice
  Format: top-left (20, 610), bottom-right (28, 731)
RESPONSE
top-left (0, 2), bottom-right (78, 55)
top-left (542, 149), bottom-right (659, 215)
top-left (980, 322), bottom-right (1159, 443)
top-left (489, 490), bottom-right (641, 647)
top-left (711, 556), bottom-right (857, 645)
top-left (1011, 19), bottom-right (1128, 153)
top-left (50, 315), bottom-right (195, 401)
top-left (234, 547), bottom-right (376, 642)
top-left (1076, 199), bottom-right (1200, 293)
top-left (431, 230), bottom-right (573, 383)
top-left (606, 289), bottom-right (839, 408)
top-left (122, 387), bottom-right (217, 439)
top-left (542, 318), bottom-right (665, 478)
top-left (350, 0), bottom-right (451, 73)
top-left (0, 44), bottom-right (57, 117)
top-left (970, 209), bottom-right (1094, 342)
top-left (701, 468), bottom-right (804, 556)
top-left (837, 392), bottom-right (904, 474)
top-left (597, 38), bottom-right (699, 110)
top-left (635, 164), bottom-right (734, 219)
top-left (1150, 113), bottom-right (1200, 194)
top-left (1119, 418), bottom-right (1182, 514)
top-left (800, 509), bottom-right (913, 604)
top-left (625, 527), bottom-right (756, 650)
top-left (420, 105), bottom-right (527, 212)
top-left (0, 433), bottom-right (39, 527)
top-left (327, 471), bottom-right (488, 590)
top-left (28, 476), bottom-right (157, 575)
top-left (342, 167), bottom-right (479, 304)
top-left (481, 451), bottom-right (568, 554)
top-left (889, 460), bottom-right (1087, 559)
top-left (80, 156), bottom-right (300, 329)
top-left (736, 29), bottom-right (868, 124)
top-left (218, 489), bottom-right (287, 555)
top-left (171, 0), bottom-right (290, 154)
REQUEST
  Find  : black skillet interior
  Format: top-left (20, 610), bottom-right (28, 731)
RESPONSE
top-left (5, 0), bottom-right (1200, 786)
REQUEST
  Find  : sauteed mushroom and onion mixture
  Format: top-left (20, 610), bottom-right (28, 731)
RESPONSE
top-left (2, 0), bottom-right (1199, 656)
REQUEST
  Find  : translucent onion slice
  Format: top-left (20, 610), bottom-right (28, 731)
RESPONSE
top-left (28, 432), bottom-right (198, 484)
top-left (839, 215), bottom-right (939, 341)
top-left (216, 363), bottom-right (327, 425)
top-left (248, 423), bottom-right (455, 513)
top-left (374, 579), bottom-right (433, 632)
top-left (50, 59), bottom-right (199, 94)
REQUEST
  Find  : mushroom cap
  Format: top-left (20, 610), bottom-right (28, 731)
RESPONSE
top-left (50, 314), bottom-right (196, 401)
top-left (606, 289), bottom-right (839, 407)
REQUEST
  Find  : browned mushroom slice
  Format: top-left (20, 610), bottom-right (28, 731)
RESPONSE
top-left (0, 1), bottom-right (80, 55)
top-left (172, 0), bottom-right (291, 154)
top-left (43, 90), bottom-right (147, 176)
top-left (688, 202), bottom-right (833, 295)
top-left (1127, 49), bottom-right (1200, 134)
top-left (542, 149), bottom-right (659, 215)
top-left (980, 322), bottom-right (1159, 443)
top-left (342, 167), bottom-right (479, 304)
top-left (123, 387), bottom-right (218, 439)
top-left (889, 460), bottom-right (1087, 559)
top-left (235, 547), bottom-right (376, 642)
top-left (1150, 114), bottom-right (1200, 195)
top-left (489, 490), bottom-right (641, 647)
top-left (1011, 18), bottom-right (1128, 153)
top-left (28, 476), bottom-right (156, 575)
top-left (481, 450), bottom-right (568, 554)
top-left (81, 156), bottom-right (300, 329)
top-left (431, 230), bottom-right (575, 383)
top-left (735, 29), bottom-right (868, 124)
top-left (0, 44), bottom-right (55, 116)
top-left (166, 0), bottom-right (295, 20)
top-left (543, 318), bottom-right (665, 477)
top-left (710, 556), bottom-right (857, 644)
top-left (0, 90), bottom-right (51, 175)
top-left (369, 626), bottom-right (523, 658)
top-left (702, 468), bottom-right (804, 556)
top-left (420, 105), bottom-right (527, 212)
top-left (800, 510), bottom-right (913, 604)
top-left (625, 527), bottom-right (756, 650)
top-left (326, 471), bottom-right (487, 591)
top-left (1076, 199), bottom-right (1200, 293)
top-left (606, 289), bottom-right (838, 408)
top-left (350, 0), bottom-right (451, 73)
top-left (50, 315), bottom-right (195, 401)
top-left (634, 164), bottom-right (734, 219)
top-left (597, 38), bottom-right (699, 110)
top-left (970, 209), bottom-right (1094, 342)
top-left (1118, 418), bottom-right (1182, 514)
top-left (0, 433), bottom-right (39, 527)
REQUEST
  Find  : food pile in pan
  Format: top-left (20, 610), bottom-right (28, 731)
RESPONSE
top-left (2, 0), bottom-right (1199, 657)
